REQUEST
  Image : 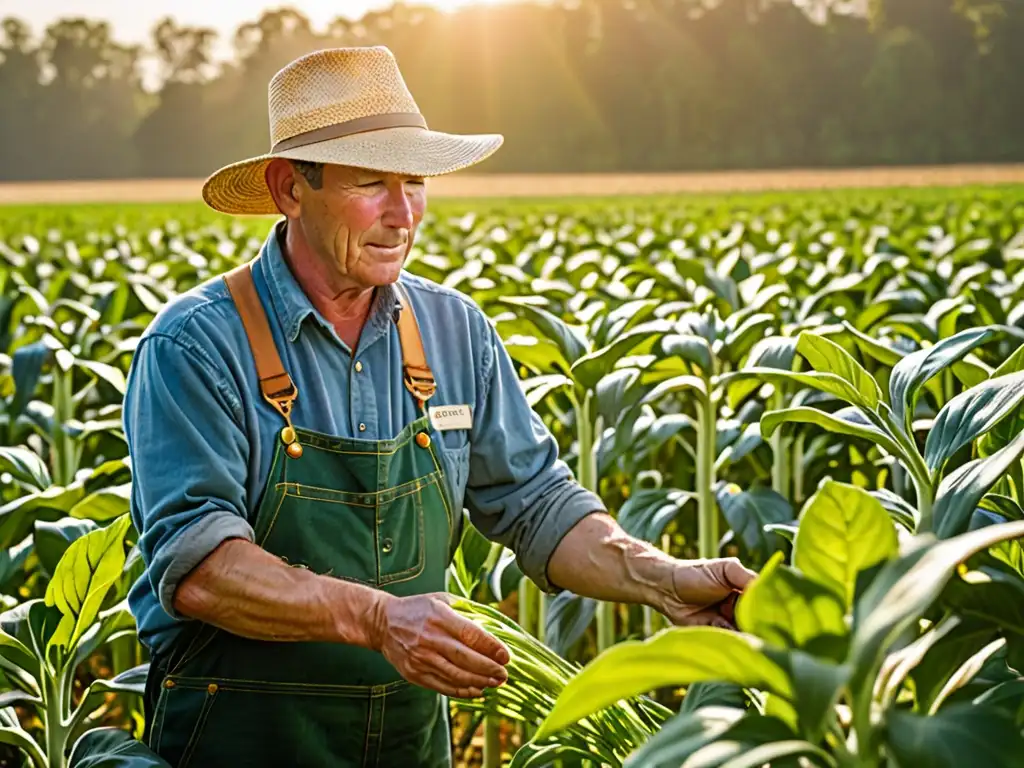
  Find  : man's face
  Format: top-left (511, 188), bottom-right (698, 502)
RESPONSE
top-left (294, 163), bottom-right (427, 292)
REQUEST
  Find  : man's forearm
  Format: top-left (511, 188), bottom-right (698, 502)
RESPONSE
top-left (172, 538), bottom-right (386, 648)
top-left (546, 513), bottom-right (676, 608)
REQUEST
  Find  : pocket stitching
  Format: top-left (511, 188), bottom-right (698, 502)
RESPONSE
top-left (179, 688), bottom-right (218, 768)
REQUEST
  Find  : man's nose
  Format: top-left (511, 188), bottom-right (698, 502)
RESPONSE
top-left (381, 182), bottom-right (415, 229)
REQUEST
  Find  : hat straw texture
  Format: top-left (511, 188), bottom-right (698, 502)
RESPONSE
top-left (202, 46), bottom-right (503, 215)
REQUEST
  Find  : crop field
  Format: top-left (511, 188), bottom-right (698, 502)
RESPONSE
top-left (1, 183), bottom-right (1024, 766)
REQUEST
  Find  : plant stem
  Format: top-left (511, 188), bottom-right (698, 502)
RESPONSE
top-left (576, 391), bottom-right (616, 653)
top-left (43, 666), bottom-right (67, 768)
top-left (483, 718), bottom-right (502, 768)
top-left (697, 390), bottom-right (718, 559)
top-left (770, 390), bottom-right (790, 500)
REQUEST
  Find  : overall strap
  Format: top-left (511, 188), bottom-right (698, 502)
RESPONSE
top-left (223, 263), bottom-right (436, 432)
top-left (223, 263), bottom-right (298, 433)
top-left (393, 281), bottom-right (436, 410)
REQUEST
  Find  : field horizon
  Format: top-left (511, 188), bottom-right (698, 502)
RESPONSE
top-left (3, 163), bottom-right (1024, 205)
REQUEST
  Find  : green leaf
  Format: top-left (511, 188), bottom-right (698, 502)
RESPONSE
top-left (679, 682), bottom-right (748, 714)
top-left (33, 518), bottom-right (99, 579)
top-left (716, 485), bottom-right (793, 560)
top-left (521, 374), bottom-right (572, 407)
top-left (715, 739), bottom-right (837, 768)
top-left (503, 335), bottom-right (569, 375)
top-left (764, 649), bottom-right (850, 744)
top-left (934, 428), bottom-right (1024, 538)
top-left (543, 591), bottom-right (597, 657)
top-left (500, 299), bottom-right (590, 365)
top-left (0, 483), bottom-right (86, 550)
top-left (905, 617), bottom-right (999, 714)
top-left (884, 704), bottom-right (1024, 768)
top-left (617, 489), bottom-right (695, 544)
top-left (0, 725), bottom-right (46, 768)
top-left (793, 480), bottom-right (899, 608)
top-left (841, 321), bottom-right (903, 367)
top-left (73, 358), bottom-right (126, 394)
top-left (624, 710), bottom-right (797, 768)
top-left (796, 332), bottom-right (881, 409)
top-left (68, 726), bottom-right (171, 768)
top-left (724, 369), bottom-right (869, 411)
top-left (658, 333), bottom-right (714, 373)
top-left (69, 485), bottom-right (131, 523)
top-left (621, 707), bottom-right (746, 768)
top-left (0, 447), bottom-right (50, 491)
top-left (925, 371), bottom-right (1024, 474)
top-left (889, 326), bottom-right (1000, 434)
top-left (851, 521), bottom-right (1024, 699)
top-left (535, 628), bottom-right (792, 740)
top-left (45, 515), bottom-right (133, 662)
top-left (760, 406), bottom-right (904, 461)
top-left (736, 552), bottom-right (847, 653)
top-left (641, 374), bottom-right (708, 406)
top-left (571, 324), bottom-right (670, 390)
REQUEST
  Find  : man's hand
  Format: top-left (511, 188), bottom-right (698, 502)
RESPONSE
top-left (658, 557), bottom-right (757, 629)
top-left (371, 592), bottom-right (510, 699)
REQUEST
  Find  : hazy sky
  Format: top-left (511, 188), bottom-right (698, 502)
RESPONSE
top-left (1, 0), bottom-right (509, 53)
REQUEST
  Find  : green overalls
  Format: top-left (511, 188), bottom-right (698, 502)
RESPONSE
top-left (143, 263), bottom-right (458, 767)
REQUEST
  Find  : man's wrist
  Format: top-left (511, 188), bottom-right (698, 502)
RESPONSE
top-left (318, 576), bottom-right (395, 650)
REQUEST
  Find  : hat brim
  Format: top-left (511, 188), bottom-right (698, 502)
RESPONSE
top-left (202, 126), bottom-right (504, 215)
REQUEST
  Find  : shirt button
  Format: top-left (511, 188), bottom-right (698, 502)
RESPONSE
top-left (359, 423), bottom-right (366, 432)
top-left (381, 538), bottom-right (393, 553)
top-left (354, 361), bottom-right (363, 372)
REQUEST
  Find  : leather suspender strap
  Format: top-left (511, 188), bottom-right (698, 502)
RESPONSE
top-left (223, 263), bottom-right (298, 427)
top-left (393, 282), bottom-right (436, 409)
top-left (223, 262), bottom-right (434, 428)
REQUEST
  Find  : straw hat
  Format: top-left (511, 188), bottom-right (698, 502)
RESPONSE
top-left (202, 46), bottom-right (504, 215)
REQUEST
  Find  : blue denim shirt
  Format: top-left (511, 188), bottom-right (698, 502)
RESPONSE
top-left (123, 221), bottom-right (603, 654)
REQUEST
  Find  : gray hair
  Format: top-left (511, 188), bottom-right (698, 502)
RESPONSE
top-left (291, 160), bottom-right (324, 190)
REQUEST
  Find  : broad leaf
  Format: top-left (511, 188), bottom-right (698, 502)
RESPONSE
top-left (535, 628), bottom-right (792, 740)
top-left (793, 480), bottom-right (898, 608)
top-left (542, 591), bottom-right (597, 658)
top-left (500, 299), bottom-right (590, 365)
top-left (889, 326), bottom-right (1000, 434)
top-left (716, 485), bottom-right (792, 560)
top-left (796, 332), bottom-right (881, 408)
top-left (45, 515), bottom-right (133, 661)
top-left (623, 710), bottom-right (797, 768)
top-left (925, 371), bottom-right (1024, 474)
top-left (68, 726), bottom-right (172, 768)
top-left (851, 521), bottom-right (1024, 699)
top-left (33, 518), bottom-right (99, 578)
top-left (760, 406), bottom-right (904, 461)
top-left (725, 369), bottom-right (870, 411)
top-left (934, 428), bottom-right (1024, 538)
top-left (884, 704), bottom-right (1024, 768)
top-left (0, 447), bottom-right (50, 491)
top-left (736, 552), bottom-right (847, 654)
top-left (617, 489), bottom-right (695, 544)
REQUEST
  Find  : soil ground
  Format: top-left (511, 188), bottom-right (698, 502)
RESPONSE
top-left (2, 164), bottom-right (1024, 205)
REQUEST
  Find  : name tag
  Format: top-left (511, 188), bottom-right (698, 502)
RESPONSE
top-left (429, 404), bottom-right (472, 431)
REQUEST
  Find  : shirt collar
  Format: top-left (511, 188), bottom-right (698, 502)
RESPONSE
top-left (258, 220), bottom-right (401, 347)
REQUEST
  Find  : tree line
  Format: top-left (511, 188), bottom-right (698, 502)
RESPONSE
top-left (0, 0), bottom-right (1021, 181)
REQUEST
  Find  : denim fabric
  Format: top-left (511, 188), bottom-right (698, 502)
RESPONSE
top-left (124, 221), bottom-right (604, 655)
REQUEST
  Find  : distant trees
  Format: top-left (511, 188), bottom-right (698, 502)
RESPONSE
top-left (0, 0), bottom-right (1021, 181)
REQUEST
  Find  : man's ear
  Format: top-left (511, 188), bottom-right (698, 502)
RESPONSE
top-left (265, 158), bottom-right (301, 217)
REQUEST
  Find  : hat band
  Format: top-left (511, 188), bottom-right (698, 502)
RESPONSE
top-left (272, 112), bottom-right (427, 153)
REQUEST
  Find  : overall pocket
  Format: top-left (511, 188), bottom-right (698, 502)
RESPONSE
top-left (158, 677), bottom-right (377, 768)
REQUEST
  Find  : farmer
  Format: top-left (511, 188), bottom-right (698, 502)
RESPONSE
top-left (124, 46), bottom-right (756, 767)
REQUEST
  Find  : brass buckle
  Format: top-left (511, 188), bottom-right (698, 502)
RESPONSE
top-left (404, 371), bottom-right (436, 405)
top-left (262, 377), bottom-right (297, 421)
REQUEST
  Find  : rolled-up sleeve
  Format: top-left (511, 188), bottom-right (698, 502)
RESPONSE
top-left (464, 323), bottom-right (605, 592)
top-left (124, 332), bottom-right (254, 620)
